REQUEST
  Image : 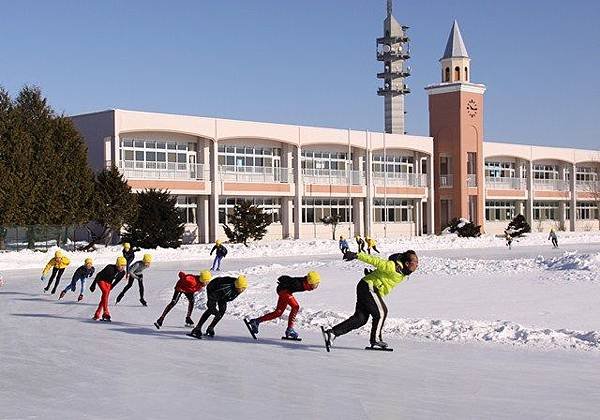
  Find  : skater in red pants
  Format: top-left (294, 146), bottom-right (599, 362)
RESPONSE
top-left (90, 256), bottom-right (127, 322)
top-left (247, 271), bottom-right (320, 339)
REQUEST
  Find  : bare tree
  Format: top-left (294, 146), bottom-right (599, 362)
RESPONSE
top-left (582, 155), bottom-right (600, 230)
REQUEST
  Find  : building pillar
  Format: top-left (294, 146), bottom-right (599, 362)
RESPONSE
top-left (281, 197), bottom-right (293, 239)
top-left (353, 198), bottom-right (365, 237)
top-left (365, 148), bottom-right (374, 237)
top-left (526, 160), bottom-right (534, 226)
top-left (570, 162), bottom-right (577, 231)
top-left (414, 198), bottom-right (421, 236)
top-left (427, 154), bottom-right (435, 234)
top-left (209, 126), bottom-right (220, 243)
top-left (197, 196), bottom-right (210, 244)
top-left (293, 143), bottom-right (302, 239)
top-left (558, 201), bottom-right (566, 230)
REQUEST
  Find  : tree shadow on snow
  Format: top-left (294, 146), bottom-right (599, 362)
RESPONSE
top-left (0, 291), bottom-right (40, 296)
top-left (202, 334), bottom-right (361, 352)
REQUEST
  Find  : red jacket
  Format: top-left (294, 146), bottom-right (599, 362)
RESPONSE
top-left (175, 272), bottom-right (205, 294)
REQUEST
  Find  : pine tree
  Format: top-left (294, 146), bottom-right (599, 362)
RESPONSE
top-left (448, 217), bottom-right (481, 237)
top-left (320, 214), bottom-right (342, 240)
top-left (122, 189), bottom-right (184, 249)
top-left (0, 87), bottom-right (14, 249)
top-left (83, 166), bottom-right (136, 249)
top-left (222, 200), bottom-right (271, 246)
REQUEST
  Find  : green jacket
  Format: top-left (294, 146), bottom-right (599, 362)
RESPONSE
top-left (358, 252), bottom-right (408, 297)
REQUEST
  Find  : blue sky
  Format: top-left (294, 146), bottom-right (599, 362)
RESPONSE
top-left (1, 0), bottom-right (598, 149)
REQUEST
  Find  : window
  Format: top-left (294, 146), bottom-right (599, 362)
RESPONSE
top-left (301, 198), bottom-right (352, 223)
top-left (454, 66), bottom-right (460, 81)
top-left (576, 202), bottom-right (598, 220)
top-left (219, 197), bottom-right (281, 224)
top-left (373, 199), bottom-right (413, 223)
top-left (533, 164), bottom-right (559, 180)
top-left (218, 144), bottom-right (281, 169)
top-left (301, 150), bottom-right (349, 172)
top-left (576, 167), bottom-right (598, 182)
top-left (467, 152), bottom-right (477, 175)
top-left (485, 200), bottom-right (516, 221)
top-left (372, 154), bottom-right (414, 174)
top-left (176, 196), bottom-right (197, 224)
top-left (120, 138), bottom-right (195, 171)
top-left (445, 67), bottom-right (450, 82)
top-left (533, 201), bottom-right (559, 220)
top-left (485, 161), bottom-right (516, 178)
top-left (465, 67), bottom-right (468, 81)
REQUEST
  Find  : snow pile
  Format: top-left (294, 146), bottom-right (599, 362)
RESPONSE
top-left (3, 231), bottom-right (600, 271)
top-left (536, 251), bottom-right (600, 271)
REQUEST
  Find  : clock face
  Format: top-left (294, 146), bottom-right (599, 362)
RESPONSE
top-left (466, 99), bottom-right (478, 117)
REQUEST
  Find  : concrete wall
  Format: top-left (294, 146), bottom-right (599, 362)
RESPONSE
top-left (70, 110), bottom-right (115, 172)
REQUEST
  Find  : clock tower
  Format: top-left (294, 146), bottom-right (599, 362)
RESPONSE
top-left (425, 20), bottom-right (486, 232)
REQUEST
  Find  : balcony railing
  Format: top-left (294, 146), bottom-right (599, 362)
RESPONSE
top-left (219, 165), bottom-right (291, 183)
top-left (372, 172), bottom-right (428, 187)
top-left (118, 161), bottom-right (208, 180)
top-left (576, 180), bottom-right (600, 192)
top-left (302, 169), bottom-right (365, 185)
top-left (533, 179), bottom-right (570, 191)
top-left (440, 174), bottom-right (453, 188)
top-left (485, 176), bottom-right (527, 190)
top-left (466, 174), bottom-right (477, 188)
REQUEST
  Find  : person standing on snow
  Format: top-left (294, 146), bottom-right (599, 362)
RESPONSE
top-left (339, 236), bottom-right (349, 254)
top-left (365, 236), bottom-right (381, 254)
top-left (322, 250), bottom-right (419, 350)
top-left (154, 270), bottom-right (212, 329)
top-left (122, 242), bottom-right (140, 271)
top-left (548, 228), bottom-right (559, 248)
top-left (90, 256), bottom-right (127, 321)
top-left (188, 275), bottom-right (248, 338)
top-left (504, 231), bottom-right (513, 250)
top-left (42, 250), bottom-right (71, 294)
top-left (115, 254), bottom-right (152, 306)
top-left (247, 271), bottom-right (321, 340)
top-left (210, 240), bottom-right (228, 271)
top-left (355, 235), bottom-right (366, 253)
top-left (59, 258), bottom-right (95, 301)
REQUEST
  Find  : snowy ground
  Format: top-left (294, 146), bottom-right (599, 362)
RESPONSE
top-left (1, 234), bottom-right (600, 419)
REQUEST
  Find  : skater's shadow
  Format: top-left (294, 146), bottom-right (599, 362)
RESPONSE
top-left (203, 334), bottom-right (360, 352)
top-left (0, 291), bottom-right (40, 296)
top-left (108, 326), bottom-right (192, 341)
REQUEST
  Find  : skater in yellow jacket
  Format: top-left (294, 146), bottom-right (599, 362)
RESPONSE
top-left (42, 250), bottom-right (71, 294)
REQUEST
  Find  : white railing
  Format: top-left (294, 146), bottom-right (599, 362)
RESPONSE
top-left (372, 172), bottom-right (428, 187)
top-left (466, 174), bottom-right (477, 187)
top-left (485, 176), bottom-right (527, 190)
top-left (219, 165), bottom-right (292, 183)
top-left (533, 179), bottom-right (570, 191)
top-left (576, 180), bottom-right (600, 192)
top-left (118, 161), bottom-right (208, 180)
top-left (302, 169), bottom-right (365, 185)
top-left (440, 174), bottom-right (453, 188)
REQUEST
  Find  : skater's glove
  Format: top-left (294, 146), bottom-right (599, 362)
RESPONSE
top-left (343, 251), bottom-right (358, 261)
top-left (40, 276), bottom-right (44, 281)
top-left (90, 283), bottom-right (96, 292)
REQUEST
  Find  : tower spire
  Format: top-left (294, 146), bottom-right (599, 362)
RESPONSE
top-left (377, 1), bottom-right (411, 134)
top-left (439, 20), bottom-right (471, 83)
top-left (442, 20), bottom-right (469, 59)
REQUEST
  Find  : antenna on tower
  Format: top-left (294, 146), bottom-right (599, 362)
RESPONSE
top-left (387, 0), bottom-right (392, 17)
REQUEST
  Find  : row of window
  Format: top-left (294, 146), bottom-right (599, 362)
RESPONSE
top-left (485, 161), bottom-right (599, 182)
top-left (484, 200), bottom-right (600, 221)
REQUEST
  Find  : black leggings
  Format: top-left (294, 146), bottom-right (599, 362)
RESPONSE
top-left (331, 280), bottom-right (388, 343)
top-left (45, 268), bottom-right (65, 294)
top-left (116, 275), bottom-right (144, 302)
top-left (158, 290), bottom-right (195, 321)
top-left (192, 298), bottom-right (227, 333)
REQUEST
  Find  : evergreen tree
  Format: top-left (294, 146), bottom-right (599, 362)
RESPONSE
top-left (0, 87), bottom-right (14, 249)
top-left (506, 214), bottom-right (531, 237)
top-left (83, 166), bottom-right (136, 249)
top-left (222, 200), bottom-right (271, 246)
top-left (448, 217), bottom-right (481, 238)
top-left (122, 189), bottom-right (184, 249)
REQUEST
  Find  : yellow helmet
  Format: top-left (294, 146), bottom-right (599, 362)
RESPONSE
top-left (215, 239), bottom-right (222, 246)
top-left (142, 254), bottom-right (152, 264)
top-left (235, 275), bottom-right (248, 290)
top-left (123, 242), bottom-right (131, 250)
top-left (116, 256), bottom-right (127, 267)
top-left (355, 234), bottom-right (360, 239)
top-left (200, 270), bottom-right (212, 283)
top-left (54, 250), bottom-right (63, 258)
top-left (306, 271), bottom-right (321, 286)
top-left (84, 258), bottom-right (93, 265)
